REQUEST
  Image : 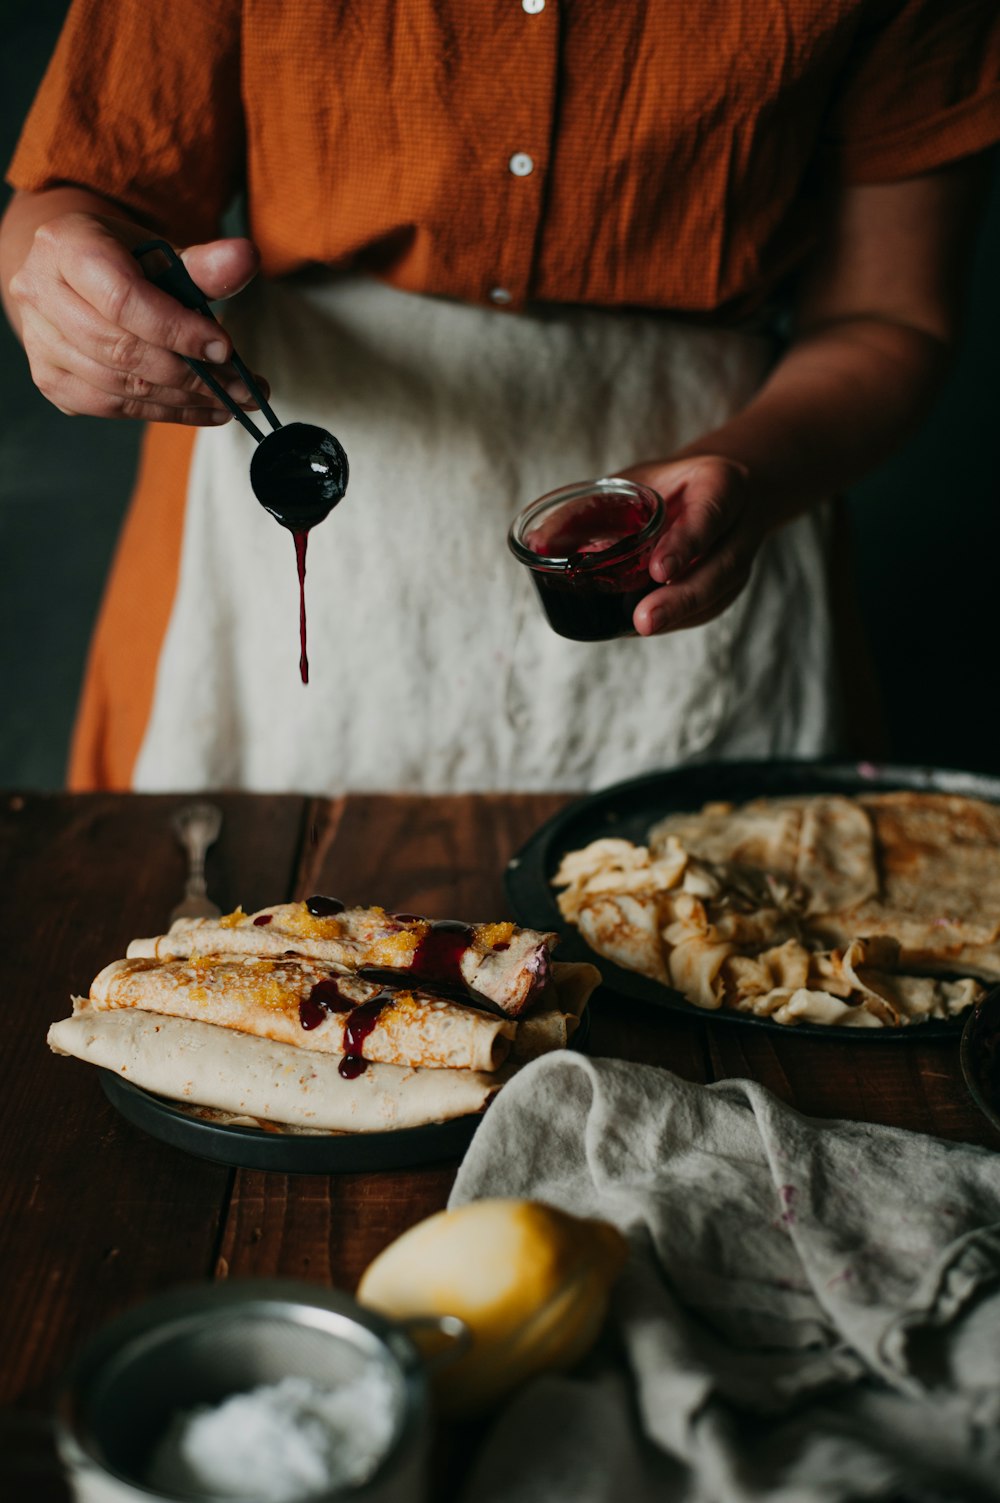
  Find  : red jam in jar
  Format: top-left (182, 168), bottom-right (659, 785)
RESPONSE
top-left (507, 479), bottom-right (664, 641)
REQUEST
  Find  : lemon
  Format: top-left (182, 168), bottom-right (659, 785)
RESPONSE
top-left (357, 1198), bottom-right (627, 1414)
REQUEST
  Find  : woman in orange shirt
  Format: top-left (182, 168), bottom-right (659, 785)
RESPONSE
top-left (2, 2), bottom-right (998, 792)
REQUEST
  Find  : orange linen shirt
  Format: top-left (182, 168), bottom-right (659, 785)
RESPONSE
top-left (9, 0), bottom-right (1000, 318)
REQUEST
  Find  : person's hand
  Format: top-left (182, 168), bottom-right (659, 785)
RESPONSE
top-left (8, 211), bottom-right (264, 423)
top-left (620, 456), bottom-right (765, 636)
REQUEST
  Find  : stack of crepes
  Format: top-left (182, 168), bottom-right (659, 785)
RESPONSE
top-left (553, 791), bottom-right (998, 1028)
top-left (48, 901), bottom-right (601, 1133)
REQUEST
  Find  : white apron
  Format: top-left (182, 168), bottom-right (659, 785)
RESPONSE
top-left (133, 276), bottom-right (838, 793)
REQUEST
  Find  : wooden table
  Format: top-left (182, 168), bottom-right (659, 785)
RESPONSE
top-left (2, 791), bottom-right (997, 1496)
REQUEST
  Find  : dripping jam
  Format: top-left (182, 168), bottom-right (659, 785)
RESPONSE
top-left (338, 1055), bottom-right (368, 1080)
top-left (298, 976), bottom-right (353, 1031)
top-left (297, 979), bottom-right (393, 1081)
top-left (337, 992), bottom-right (393, 1079)
top-left (253, 422), bottom-right (347, 684)
top-left (295, 914), bottom-right (486, 1080)
top-left (357, 918), bottom-right (474, 996)
top-left (293, 530), bottom-right (309, 684)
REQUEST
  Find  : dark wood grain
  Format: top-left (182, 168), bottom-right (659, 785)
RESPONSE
top-left (217, 1165), bottom-right (459, 1291)
top-left (293, 792), bottom-right (566, 917)
top-left (221, 796), bottom-right (583, 1294)
top-left (0, 793), bottom-right (306, 1406)
top-left (587, 991), bottom-right (712, 1083)
top-left (3, 790), bottom-right (998, 1503)
top-left (707, 1027), bottom-right (999, 1147)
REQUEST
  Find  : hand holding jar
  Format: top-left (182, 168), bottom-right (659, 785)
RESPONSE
top-left (509, 456), bottom-right (763, 642)
top-left (623, 455), bottom-right (764, 637)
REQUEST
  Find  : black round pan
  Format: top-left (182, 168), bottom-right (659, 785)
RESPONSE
top-left (960, 986), bottom-right (1000, 1135)
top-left (99, 1008), bottom-right (590, 1173)
top-left (504, 759), bottom-right (1000, 1042)
top-left (100, 1071), bottom-right (481, 1172)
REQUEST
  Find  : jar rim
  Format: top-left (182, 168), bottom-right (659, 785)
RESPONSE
top-left (507, 478), bottom-right (664, 573)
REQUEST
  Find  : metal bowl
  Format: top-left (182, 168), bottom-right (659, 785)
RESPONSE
top-left (960, 986), bottom-right (1000, 1137)
top-left (54, 1281), bottom-right (452, 1503)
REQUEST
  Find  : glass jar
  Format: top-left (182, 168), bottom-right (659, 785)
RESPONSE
top-left (507, 478), bottom-right (664, 641)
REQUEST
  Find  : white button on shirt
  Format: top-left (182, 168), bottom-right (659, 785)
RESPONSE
top-left (522, 0), bottom-right (545, 12)
top-left (489, 288), bottom-right (513, 305)
top-left (509, 152), bottom-right (534, 177)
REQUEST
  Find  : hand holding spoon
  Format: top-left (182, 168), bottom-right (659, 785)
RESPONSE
top-left (135, 240), bottom-right (348, 681)
top-left (133, 240), bottom-right (349, 529)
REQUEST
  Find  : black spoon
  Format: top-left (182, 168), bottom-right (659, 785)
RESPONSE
top-left (133, 240), bottom-right (349, 529)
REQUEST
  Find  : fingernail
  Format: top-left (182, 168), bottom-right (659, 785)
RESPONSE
top-left (208, 409), bottom-right (231, 424)
top-left (657, 554), bottom-right (680, 582)
top-left (647, 605), bottom-right (669, 634)
top-left (204, 339), bottom-right (228, 363)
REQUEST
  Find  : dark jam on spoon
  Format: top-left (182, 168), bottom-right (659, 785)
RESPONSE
top-left (131, 237), bottom-right (347, 688)
top-left (250, 422), bottom-right (348, 529)
top-left (247, 422), bottom-right (350, 687)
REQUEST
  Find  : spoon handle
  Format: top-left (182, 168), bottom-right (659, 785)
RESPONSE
top-left (132, 239), bottom-right (281, 437)
top-left (186, 353), bottom-right (267, 440)
top-left (170, 802), bottom-right (223, 923)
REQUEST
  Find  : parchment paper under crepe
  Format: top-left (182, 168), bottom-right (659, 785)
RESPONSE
top-left (127, 904), bottom-right (557, 1016)
top-left (47, 1007), bottom-right (509, 1132)
top-left (90, 957), bottom-right (517, 1072)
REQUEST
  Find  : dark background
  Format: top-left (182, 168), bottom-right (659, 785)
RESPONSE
top-left (2, 2), bottom-right (998, 789)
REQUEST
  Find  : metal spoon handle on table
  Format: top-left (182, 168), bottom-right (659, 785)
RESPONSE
top-left (132, 238), bottom-right (280, 439)
top-left (170, 802), bottom-right (223, 922)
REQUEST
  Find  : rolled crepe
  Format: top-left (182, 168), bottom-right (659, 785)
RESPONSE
top-left (50, 952), bottom-right (601, 1133)
top-left (127, 903), bottom-right (556, 1016)
top-left (90, 956), bottom-right (516, 1072)
top-left (48, 1007), bottom-right (506, 1132)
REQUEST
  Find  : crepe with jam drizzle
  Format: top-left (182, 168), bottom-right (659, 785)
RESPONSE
top-left (48, 902), bottom-right (598, 1132)
top-left (86, 955), bottom-right (577, 1074)
top-left (126, 897), bottom-right (556, 1017)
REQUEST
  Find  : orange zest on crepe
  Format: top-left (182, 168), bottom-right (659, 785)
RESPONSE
top-left (48, 901), bottom-right (601, 1133)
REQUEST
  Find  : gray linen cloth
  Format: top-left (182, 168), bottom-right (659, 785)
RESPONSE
top-left (450, 1054), bottom-right (1000, 1503)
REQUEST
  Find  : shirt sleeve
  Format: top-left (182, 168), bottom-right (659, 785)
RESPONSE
top-left (824, 0), bottom-right (1000, 182)
top-left (6, 0), bottom-right (244, 245)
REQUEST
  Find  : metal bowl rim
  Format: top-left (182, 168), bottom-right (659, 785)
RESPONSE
top-left (54, 1280), bottom-right (427, 1503)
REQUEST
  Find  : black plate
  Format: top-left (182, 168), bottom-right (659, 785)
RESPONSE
top-left (504, 758), bottom-right (1000, 1041)
top-left (99, 1008), bottom-right (590, 1173)
top-left (960, 986), bottom-right (1000, 1136)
